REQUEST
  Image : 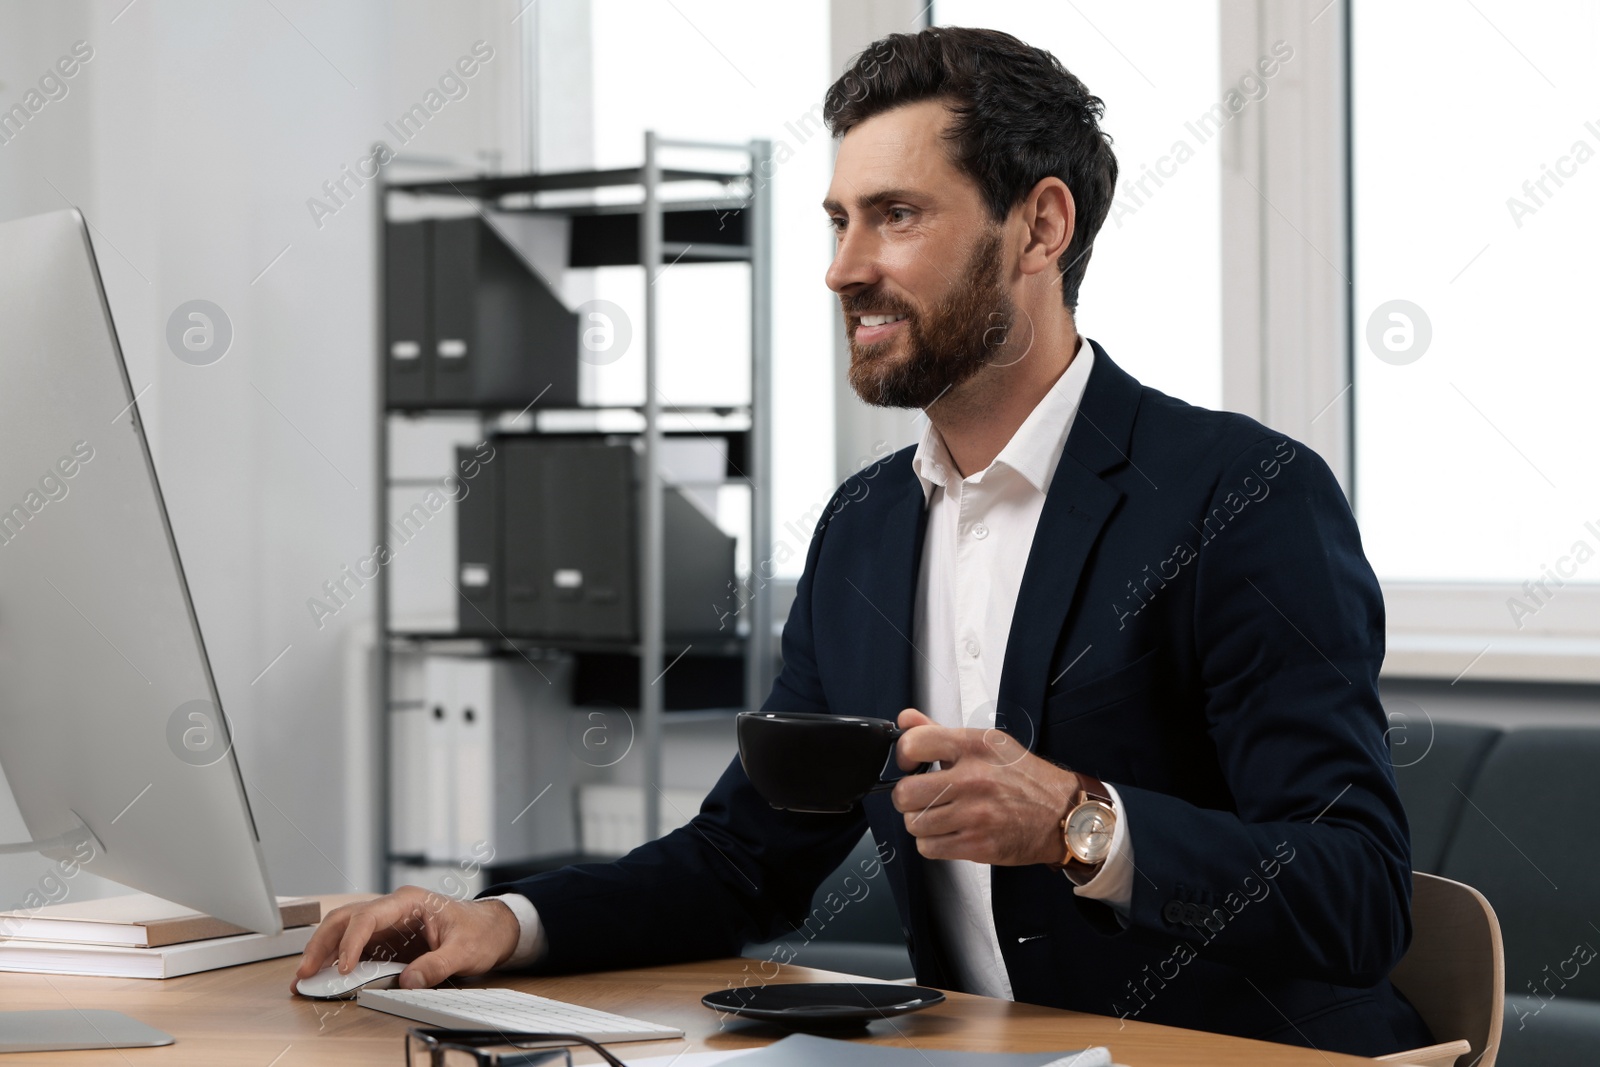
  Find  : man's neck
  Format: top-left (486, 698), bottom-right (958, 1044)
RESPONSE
top-left (927, 321), bottom-right (1081, 479)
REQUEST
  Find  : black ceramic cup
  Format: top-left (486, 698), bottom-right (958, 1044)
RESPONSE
top-left (736, 710), bottom-right (925, 813)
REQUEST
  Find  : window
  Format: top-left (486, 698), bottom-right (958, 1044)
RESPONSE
top-left (1352, 0), bottom-right (1600, 587)
top-left (581, 0), bottom-right (836, 578)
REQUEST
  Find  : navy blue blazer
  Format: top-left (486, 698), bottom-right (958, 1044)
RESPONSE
top-left (491, 341), bottom-right (1432, 1057)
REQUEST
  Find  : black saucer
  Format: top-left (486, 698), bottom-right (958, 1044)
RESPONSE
top-left (701, 982), bottom-right (945, 1032)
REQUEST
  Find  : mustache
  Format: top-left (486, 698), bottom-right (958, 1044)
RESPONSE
top-left (840, 291), bottom-right (915, 319)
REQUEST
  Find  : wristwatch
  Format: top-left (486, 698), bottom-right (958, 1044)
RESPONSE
top-left (1053, 774), bottom-right (1117, 886)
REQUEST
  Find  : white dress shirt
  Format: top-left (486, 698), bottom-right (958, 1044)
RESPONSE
top-left (910, 337), bottom-right (1133, 1000)
top-left (492, 336), bottom-right (1134, 978)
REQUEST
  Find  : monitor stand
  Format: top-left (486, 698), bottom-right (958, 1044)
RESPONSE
top-left (0, 1010), bottom-right (174, 1052)
top-left (0, 811), bottom-right (104, 857)
top-left (0, 818), bottom-right (163, 1050)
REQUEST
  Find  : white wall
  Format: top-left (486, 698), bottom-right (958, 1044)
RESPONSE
top-left (0, 0), bottom-right (532, 901)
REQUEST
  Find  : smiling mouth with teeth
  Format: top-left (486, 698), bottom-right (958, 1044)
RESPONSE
top-left (858, 313), bottom-right (908, 327)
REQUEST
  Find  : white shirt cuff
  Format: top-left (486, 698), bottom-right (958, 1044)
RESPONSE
top-left (1068, 781), bottom-right (1134, 919)
top-left (484, 892), bottom-right (548, 968)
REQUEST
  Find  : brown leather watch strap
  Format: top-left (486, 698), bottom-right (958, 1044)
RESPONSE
top-left (1075, 773), bottom-right (1112, 807)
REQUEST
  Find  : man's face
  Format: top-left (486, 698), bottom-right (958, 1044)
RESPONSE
top-left (823, 98), bottom-right (1016, 409)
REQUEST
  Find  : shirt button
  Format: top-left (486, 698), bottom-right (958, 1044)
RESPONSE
top-left (972, 522), bottom-right (989, 539)
top-left (964, 639), bottom-right (980, 658)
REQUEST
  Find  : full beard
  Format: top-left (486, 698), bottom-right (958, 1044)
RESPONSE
top-left (844, 227), bottom-right (1016, 409)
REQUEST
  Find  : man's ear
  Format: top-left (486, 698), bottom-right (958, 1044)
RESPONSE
top-left (1016, 176), bottom-right (1075, 281)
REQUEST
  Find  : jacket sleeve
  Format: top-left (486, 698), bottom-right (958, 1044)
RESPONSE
top-left (1084, 435), bottom-right (1413, 988)
top-left (482, 486), bottom-right (868, 973)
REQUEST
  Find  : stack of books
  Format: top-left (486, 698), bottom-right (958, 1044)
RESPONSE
top-left (0, 894), bottom-right (321, 979)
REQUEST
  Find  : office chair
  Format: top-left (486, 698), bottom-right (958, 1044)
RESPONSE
top-left (1377, 872), bottom-right (1503, 1067)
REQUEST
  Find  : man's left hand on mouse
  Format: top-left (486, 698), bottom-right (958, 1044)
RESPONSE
top-left (890, 708), bottom-right (1080, 866)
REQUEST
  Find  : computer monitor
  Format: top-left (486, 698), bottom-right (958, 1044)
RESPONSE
top-left (0, 208), bottom-right (280, 936)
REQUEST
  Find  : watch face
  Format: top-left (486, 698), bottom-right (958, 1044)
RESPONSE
top-left (1066, 801), bottom-right (1116, 865)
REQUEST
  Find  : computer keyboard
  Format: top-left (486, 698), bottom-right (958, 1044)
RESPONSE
top-left (356, 986), bottom-right (685, 1043)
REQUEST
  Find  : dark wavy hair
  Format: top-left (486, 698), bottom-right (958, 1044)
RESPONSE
top-left (823, 26), bottom-right (1118, 312)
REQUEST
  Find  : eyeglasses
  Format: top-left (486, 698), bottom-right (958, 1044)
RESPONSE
top-left (404, 1028), bottom-right (629, 1067)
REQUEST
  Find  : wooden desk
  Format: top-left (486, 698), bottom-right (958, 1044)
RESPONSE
top-left (0, 900), bottom-right (1378, 1066)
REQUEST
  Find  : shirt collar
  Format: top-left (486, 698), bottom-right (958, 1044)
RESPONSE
top-left (910, 336), bottom-right (1095, 504)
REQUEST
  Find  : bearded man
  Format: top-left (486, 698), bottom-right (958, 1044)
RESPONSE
top-left (299, 26), bottom-right (1432, 1059)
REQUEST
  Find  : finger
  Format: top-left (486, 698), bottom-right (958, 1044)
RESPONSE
top-left (896, 708), bottom-right (933, 730)
top-left (913, 830), bottom-right (967, 862)
top-left (400, 946), bottom-right (461, 990)
top-left (899, 794), bottom-right (962, 838)
top-left (894, 710), bottom-right (935, 769)
top-left (896, 723), bottom-right (968, 768)
top-left (336, 911), bottom-right (379, 975)
top-left (892, 769), bottom-right (959, 818)
top-left (295, 905), bottom-right (356, 981)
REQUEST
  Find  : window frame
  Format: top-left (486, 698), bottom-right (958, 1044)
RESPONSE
top-left (1220, 0), bottom-right (1600, 683)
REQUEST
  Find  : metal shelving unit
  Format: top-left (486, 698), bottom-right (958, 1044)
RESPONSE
top-left (372, 134), bottom-right (774, 885)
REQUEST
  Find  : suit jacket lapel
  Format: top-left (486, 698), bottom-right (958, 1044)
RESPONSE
top-left (995, 341), bottom-right (1141, 747)
top-left (860, 471), bottom-right (930, 740)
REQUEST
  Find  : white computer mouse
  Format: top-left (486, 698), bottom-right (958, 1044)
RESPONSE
top-left (294, 959), bottom-right (408, 999)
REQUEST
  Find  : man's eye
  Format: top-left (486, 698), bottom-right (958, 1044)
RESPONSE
top-left (826, 217), bottom-right (846, 232)
top-left (887, 207), bottom-right (913, 223)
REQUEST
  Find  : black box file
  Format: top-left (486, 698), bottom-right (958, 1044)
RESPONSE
top-left (385, 217), bottom-right (580, 411)
top-left (384, 220), bottom-right (430, 406)
top-left (455, 437), bottom-right (736, 643)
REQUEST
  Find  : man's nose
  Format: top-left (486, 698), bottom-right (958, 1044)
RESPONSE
top-left (826, 223), bottom-right (880, 294)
